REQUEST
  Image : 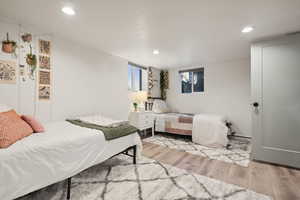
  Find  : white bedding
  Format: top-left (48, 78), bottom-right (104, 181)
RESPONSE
top-left (0, 121), bottom-right (141, 200)
top-left (77, 114), bottom-right (127, 127)
top-left (192, 114), bottom-right (228, 146)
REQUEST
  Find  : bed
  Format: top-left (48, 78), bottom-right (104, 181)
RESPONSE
top-left (0, 120), bottom-right (141, 200)
top-left (149, 98), bottom-right (194, 136)
top-left (149, 98), bottom-right (229, 146)
top-left (154, 112), bottom-right (194, 135)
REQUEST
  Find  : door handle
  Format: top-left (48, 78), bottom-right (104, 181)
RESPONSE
top-left (252, 102), bottom-right (259, 107)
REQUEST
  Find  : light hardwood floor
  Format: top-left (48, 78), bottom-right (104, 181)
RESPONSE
top-left (142, 141), bottom-right (300, 200)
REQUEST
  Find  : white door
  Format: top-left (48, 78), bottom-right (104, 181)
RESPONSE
top-left (251, 34), bottom-right (300, 168)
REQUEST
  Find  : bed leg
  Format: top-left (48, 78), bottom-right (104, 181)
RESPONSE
top-left (133, 145), bottom-right (137, 164)
top-left (67, 178), bottom-right (71, 200)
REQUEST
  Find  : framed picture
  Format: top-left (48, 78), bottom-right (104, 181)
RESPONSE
top-left (39, 40), bottom-right (51, 55)
top-left (0, 60), bottom-right (17, 84)
top-left (39, 55), bottom-right (50, 70)
top-left (39, 85), bottom-right (50, 100)
top-left (39, 70), bottom-right (50, 85)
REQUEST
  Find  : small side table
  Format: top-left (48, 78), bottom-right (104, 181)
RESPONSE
top-left (128, 111), bottom-right (155, 137)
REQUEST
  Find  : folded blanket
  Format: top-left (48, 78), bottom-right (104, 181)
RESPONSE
top-left (66, 119), bottom-right (138, 141)
top-left (77, 115), bottom-right (127, 128)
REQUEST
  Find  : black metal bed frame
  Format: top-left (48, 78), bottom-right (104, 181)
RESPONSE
top-left (66, 145), bottom-right (137, 200)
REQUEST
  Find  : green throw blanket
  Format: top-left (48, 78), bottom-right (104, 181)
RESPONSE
top-left (66, 119), bottom-right (138, 141)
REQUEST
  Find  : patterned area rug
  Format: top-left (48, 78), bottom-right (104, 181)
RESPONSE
top-left (144, 134), bottom-right (251, 167)
top-left (18, 155), bottom-right (270, 200)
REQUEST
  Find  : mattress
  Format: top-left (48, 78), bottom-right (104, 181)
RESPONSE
top-left (153, 113), bottom-right (194, 135)
top-left (0, 121), bottom-right (141, 200)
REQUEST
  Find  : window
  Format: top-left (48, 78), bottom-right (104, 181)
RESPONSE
top-left (181, 71), bottom-right (193, 93)
top-left (180, 68), bottom-right (204, 93)
top-left (128, 62), bottom-right (147, 91)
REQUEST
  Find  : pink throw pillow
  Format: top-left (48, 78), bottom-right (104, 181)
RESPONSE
top-left (0, 110), bottom-right (34, 148)
top-left (21, 115), bottom-right (45, 133)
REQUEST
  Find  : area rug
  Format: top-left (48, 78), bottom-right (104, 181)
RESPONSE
top-left (144, 134), bottom-right (251, 167)
top-left (18, 155), bottom-right (271, 200)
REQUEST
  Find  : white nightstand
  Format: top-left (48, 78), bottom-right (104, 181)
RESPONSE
top-left (129, 111), bottom-right (155, 137)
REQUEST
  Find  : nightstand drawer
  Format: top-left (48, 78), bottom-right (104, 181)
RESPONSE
top-left (128, 111), bottom-right (155, 137)
top-left (138, 120), bottom-right (153, 128)
top-left (139, 114), bottom-right (153, 121)
top-left (128, 111), bottom-right (154, 130)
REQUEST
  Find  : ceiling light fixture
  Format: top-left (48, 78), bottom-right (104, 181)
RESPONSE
top-left (241, 26), bottom-right (254, 33)
top-left (62, 6), bottom-right (75, 15)
top-left (153, 49), bottom-right (159, 55)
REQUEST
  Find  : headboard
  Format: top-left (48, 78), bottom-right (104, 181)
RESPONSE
top-left (145, 97), bottom-right (163, 111)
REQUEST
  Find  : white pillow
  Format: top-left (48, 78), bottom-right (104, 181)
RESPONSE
top-left (0, 104), bottom-right (11, 112)
top-left (152, 100), bottom-right (170, 113)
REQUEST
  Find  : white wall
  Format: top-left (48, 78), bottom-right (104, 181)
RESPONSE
top-left (0, 20), bottom-right (130, 121)
top-left (52, 37), bottom-right (129, 121)
top-left (0, 21), bottom-right (19, 112)
top-left (166, 59), bottom-right (251, 137)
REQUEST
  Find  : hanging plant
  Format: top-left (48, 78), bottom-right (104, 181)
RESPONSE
top-left (26, 45), bottom-right (37, 66)
top-left (26, 45), bottom-right (37, 79)
top-left (2, 32), bottom-right (17, 54)
top-left (160, 71), bottom-right (167, 100)
top-left (148, 67), bottom-right (154, 90)
top-left (21, 33), bottom-right (32, 43)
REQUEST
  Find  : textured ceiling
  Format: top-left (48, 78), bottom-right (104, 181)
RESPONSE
top-left (0, 0), bottom-right (300, 68)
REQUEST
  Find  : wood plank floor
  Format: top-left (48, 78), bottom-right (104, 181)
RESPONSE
top-left (142, 141), bottom-right (300, 200)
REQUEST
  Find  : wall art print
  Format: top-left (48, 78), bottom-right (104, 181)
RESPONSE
top-left (0, 60), bottom-right (17, 84)
top-left (39, 40), bottom-right (51, 55)
top-left (39, 85), bottom-right (50, 100)
top-left (39, 55), bottom-right (50, 70)
top-left (39, 70), bottom-right (50, 85)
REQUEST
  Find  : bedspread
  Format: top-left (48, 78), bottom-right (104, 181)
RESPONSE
top-left (154, 113), bottom-right (194, 135)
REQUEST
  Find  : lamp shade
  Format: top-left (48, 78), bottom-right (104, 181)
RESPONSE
top-left (131, 91), bottom-right (148, 103)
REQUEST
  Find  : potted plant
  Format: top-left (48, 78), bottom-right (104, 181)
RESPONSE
top-left (133, 102), bottom-right (138, 112)
top-left (2, 32), bottom-right (17, 54)
top-left (26, 45), bottom-right (37, 78)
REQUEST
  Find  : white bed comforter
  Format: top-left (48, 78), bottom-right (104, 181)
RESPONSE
top-left (0, 121), bottom-right (141, 200)
top-left (192, 114), bottom-right (228, 146)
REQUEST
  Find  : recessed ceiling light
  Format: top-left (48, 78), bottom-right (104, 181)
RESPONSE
top-left (242, 26), bottom-right (254, 33)
top-left (62, 6), bottom-right (75, 15)
top-left (153, 49), bottom-right (159, 55)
